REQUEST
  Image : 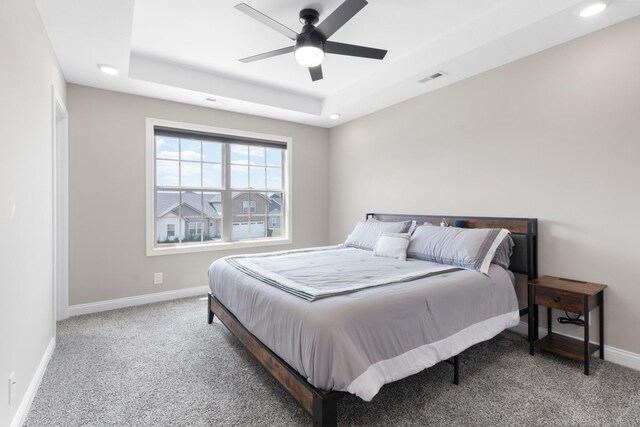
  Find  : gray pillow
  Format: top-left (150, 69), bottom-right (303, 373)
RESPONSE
top-left (407, 225), bottom-right (510, 274)
top-left (492, 234), bottom-right (514, 269)
top-left (345, 220), bottom-right (412, 251)
top-left (422, 222), bottom-right (514, 269)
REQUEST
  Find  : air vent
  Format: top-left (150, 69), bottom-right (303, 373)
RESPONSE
top-left (418, 71), bottom-right (447, 83)
top-left (204, 96), bottom-right (230, 105)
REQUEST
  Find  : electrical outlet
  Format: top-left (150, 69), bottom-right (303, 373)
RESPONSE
top-left (8, 372), bottom-right (16, 404)
top-left (153, 272), bottom-right (163, 285)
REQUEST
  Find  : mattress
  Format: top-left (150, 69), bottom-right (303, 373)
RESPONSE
top-left (208, 246), bottom-right (519, 401)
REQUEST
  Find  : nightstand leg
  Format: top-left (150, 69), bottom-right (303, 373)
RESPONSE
top-left (547, 306), bottom-right (552, 335)
top-left (599, 292), bottom-right (605, 360)
top-left (528, 284), bottom-right (535, 355)
top-left (534, 303), bottom-right (539, 341)
top-left (584, 296), bottom-right (590, 376)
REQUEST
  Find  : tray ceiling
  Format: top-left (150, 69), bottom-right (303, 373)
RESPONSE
top-left (36, 0), bottom-right (640, 127)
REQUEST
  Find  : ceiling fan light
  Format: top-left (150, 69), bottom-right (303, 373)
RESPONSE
top-left (295, 46), bottom-right (324, 67)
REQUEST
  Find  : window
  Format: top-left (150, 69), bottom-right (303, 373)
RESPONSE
top-left (188, 221), bottom-right (202, 238)
top-left (147, 118), bottom-right (291, 255)
top-left (242, 200), bottom-right (256, 214)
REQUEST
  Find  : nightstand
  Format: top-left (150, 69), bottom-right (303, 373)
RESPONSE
top-left (528, 275), bottom-right (607, 375)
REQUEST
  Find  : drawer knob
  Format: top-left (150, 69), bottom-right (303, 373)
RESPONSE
top-left (553, 296), bottom-right (561, 303)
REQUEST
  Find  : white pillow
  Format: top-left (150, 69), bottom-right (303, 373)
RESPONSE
top-left (344, 220), bottom-right (412, 250)
top-left (373, 233), bottom-right (411, 261)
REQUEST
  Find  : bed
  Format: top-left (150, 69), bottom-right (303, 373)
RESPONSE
top-left (207, 213), bottom-right (538, 426)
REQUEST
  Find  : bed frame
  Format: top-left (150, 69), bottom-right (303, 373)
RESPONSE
top-left (207, 213), bottom-right (538, 426)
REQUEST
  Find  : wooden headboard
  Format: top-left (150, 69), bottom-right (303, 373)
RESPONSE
top-left (366, 213), bottom-right (538, 280)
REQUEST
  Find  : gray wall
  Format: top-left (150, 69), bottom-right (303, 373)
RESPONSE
top-left (329, 17), bottom-right (640, 354)
top-left (0, 0), bottom-right (66, 424)
top-left (68, 85), bottom-right (330, 305)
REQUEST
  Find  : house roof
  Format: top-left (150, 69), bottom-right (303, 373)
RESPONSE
top-left (157, 191), bottom-right (221, 219)
top-left (157, 191), bottom-right (282, 218)
top-left (269, 197), bottom-right (281, 216)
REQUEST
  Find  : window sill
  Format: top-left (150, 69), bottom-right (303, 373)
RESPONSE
top-left (146, 237), bottom-right (292, 257)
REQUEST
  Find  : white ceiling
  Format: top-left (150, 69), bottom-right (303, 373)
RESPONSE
top-left (36, 0), bottom-right (640, 128)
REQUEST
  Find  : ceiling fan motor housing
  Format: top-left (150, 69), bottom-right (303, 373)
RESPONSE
top-left (297, 8), bottom-right (324, 50)
top-left (299, 8), bottom-right (319, 25)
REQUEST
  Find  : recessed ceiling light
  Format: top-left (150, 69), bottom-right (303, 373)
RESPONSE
top-left (329, 113), bottom-right (341, 120)
top-left (579, 2), bottom-right (607, 17)
top-left (97, 64), bottom-right (119, 75)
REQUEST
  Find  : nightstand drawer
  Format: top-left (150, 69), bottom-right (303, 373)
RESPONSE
top-left (535, 286), bottom-right (582, 312)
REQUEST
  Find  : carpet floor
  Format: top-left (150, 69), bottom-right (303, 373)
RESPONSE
top-left (25, 297), bottom-right (640, 426)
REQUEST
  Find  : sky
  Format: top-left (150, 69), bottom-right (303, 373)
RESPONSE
top-left (155, 137), bottom-right (283, 190)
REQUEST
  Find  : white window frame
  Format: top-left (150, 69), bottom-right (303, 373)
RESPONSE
top-left (146, 118), bottom-right (292, 256)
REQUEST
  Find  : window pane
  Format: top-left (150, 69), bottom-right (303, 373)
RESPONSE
top-left (249, 166), bottom-right (266, 189)
top-left (156, 190), bottom-right (180, 244)
top-left (267, 192), bottom-right (283, 214)
top-left (255, 192), bottom-right (268, 216)
top-left (181, 191), bottom-right (203, 242)
top-left (203, 191), bottom-right (222, 241)
top-left (231, 165), bottom-right (248, 188)
top-left (232, 191), bottom-right (249, 240)
top-left (181, 161), bottom-right (201, 188)
top-left (249, 146), bottom-right (265, 166)
top-left (250, 192), bottom-right (267, 238)
top-left (203, 163), bottom-right (222, 188)
top-left (230, 144), bottom-right (248, 165)
top-left (267, 192), bottom-right (283, 238)
top-left (231, 191), bottom-right (266, 240)
top-left (203, 142), bottom-right (222, 163)
top-left (266, 147), bottom-right (282, 167)
top-left (156, 160), bottom-right (179, 186)
top-left (266, 167), bottom-right (282, 190)
top-left (156, 137), bottom-right (179, 160)
top-left (181, 139), bottom-right (201, 161)
top-left (268, 216), bottom-right (282, 237)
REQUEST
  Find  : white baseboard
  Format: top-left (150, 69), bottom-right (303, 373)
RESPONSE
top-left (510, 321), bottom-right (640, 371)
top-left (10, 337), bottom-right (55, 427)
top-left (68, 286), bottom-right (209, 317)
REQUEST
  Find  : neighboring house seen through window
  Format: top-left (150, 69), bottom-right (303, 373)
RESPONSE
top-left (148, 119), bottom-right (290, 254)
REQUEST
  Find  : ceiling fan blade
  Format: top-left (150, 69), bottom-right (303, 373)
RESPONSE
top-left (239, 46), bottom-right (295, 63)
top-left (324, 41), bottom-right (387, 60)
top-left (313, 0), bottom-right (368, 39)
top-left (309, 65), bottom-right (323, 81)
top-left (235, 3), bottom-right (298, 41)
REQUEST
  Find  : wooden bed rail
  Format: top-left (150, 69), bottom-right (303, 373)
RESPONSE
top-left (209, 294), bottom-right (347, 426)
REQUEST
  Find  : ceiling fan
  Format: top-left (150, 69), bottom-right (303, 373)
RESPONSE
top-left (234, 0), bottom-right (387, 81)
